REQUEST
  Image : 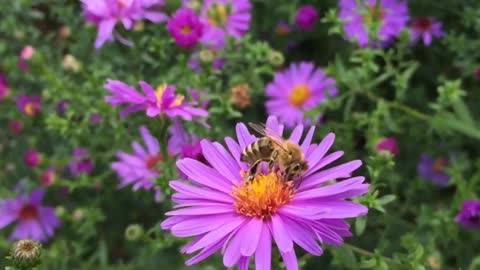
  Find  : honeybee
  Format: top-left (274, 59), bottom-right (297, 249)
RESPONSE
top-left (240, 122), bottom-right (309, 182)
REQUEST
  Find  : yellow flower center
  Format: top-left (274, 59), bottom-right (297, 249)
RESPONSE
top-left (208, 3), bottom-right (228, 27)
top-left (232, 172), bottom-right (295, 219)
top-left (181, 25), bottom-right (192, 34)
top-left (156, 84), bottom-right (185, 109)
top-left (289, 84), bottom-right (311, 107)
top-left (432, 158), bottom-right (447, 172)
top-left (24, 102), bottom-right (37, 116)
top-left (363, 5), bottom-right (385, 23)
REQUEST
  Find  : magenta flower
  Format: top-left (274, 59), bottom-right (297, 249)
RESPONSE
top-left (162, 116), bottom-right (369, 269)
top-left (0, 189), bottom-right (61, 242)
top-left (104, 80), bottom-right (208, 121)
top-left (417, 154), bottom-right (449, 187)
top-left (68, 148), bottom-right (94, 176)
top-left (167, 8), bottom-right (203, 48)
top-left (16, 94), bottom-right (41, 117)
top-left (375, 137), bottom-right (399, 156)
top-left (57, 99), bottom-right (69, 114)
top-left (23, 149), bottom-right (41, 168)
top-left (8, 120), bottom-right (24, 135)
top-left (168, 119), bottom-right (204, 160)
top-left (90, 113), bottom-right (102, 124)
top-left (111, 126), bottom-right (162, 191)
top-left (265, 62), bottom-right (337, 127)
top-left (18, 45), bottom-right (35, 72)
top-left (0, 74), bottom-right (9, 100)
top-left (339, 0), bottom-right (409, 47)
top-left (409, 17), bottom-right (444, 46)
top-left (81, 0), bottom-right (168, 48)
top-left (200, 0), bottom-right (252, 41)
top-left (40, 167), bottom-right (56, 187)
top-left (455, 200), bottom-right (480, 228)
top-left (295, 5), bottom-right (319, 31)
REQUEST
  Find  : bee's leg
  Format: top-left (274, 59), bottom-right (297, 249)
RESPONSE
top-left (246, 160), bottom-right (262, 182)
top-left (268, 150), bottom-right (279, 171)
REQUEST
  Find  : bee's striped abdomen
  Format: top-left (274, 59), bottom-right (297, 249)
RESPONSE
top-left (240, 137), bottom-right (274, 164)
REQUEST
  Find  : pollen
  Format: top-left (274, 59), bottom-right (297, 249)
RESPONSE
top-left (181, 25), bottom-right (192, 34)
top-left (207, 3), bottom-right (228, 27)
top-left (289, 84), bottom-right (311, 108)
top-left (232, 172), bottom-right (295, 219)
top-left (24, 102), bottom-right (37, 116)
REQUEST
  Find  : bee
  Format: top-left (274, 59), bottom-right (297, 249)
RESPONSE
top-left (240, 122), bottom-right (309, 182)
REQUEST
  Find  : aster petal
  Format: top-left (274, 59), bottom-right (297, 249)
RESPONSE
top-left (266, 115), bottom-right (284, 136)
top-left (307, 151), bottom-right (345, 175)
top-left (270, 214), bottom-right (293, 252)
top-left (171, 213), bottom-right (237, 237)
top-left (139, 126), bottom-right (159, 156)
top-left (119, 104), bottom-right (145, 118)
top-left (165, 205), bottom-right (235, 216)
top-left (95, 19), bottom-right (117, 49)
top-left (201, 140), bottom-right (242, 183)
top-left (0, 213), bottom-right (17, 229)
top-left (314, 201), bottom-right (369, 219)
top-left (169, 181), bottom-right (234, 203)
top-left (185, 236), bottom-right (228, 265)
top-left (184, 216), bottom-right (246, 253)
top-left (240, 217), bottom-right (263, 256)
top-left (300, 160), bottom-right (363, 191)
top-left (161, 216), bottom-right (189, 230)
top-left (294, 177), bottom-right (368, 201)
top-left (282, 217), bottom-right (323, 255)
top-left (236, 123), bottom-right (256, 150)
top-left (176, 159), bottom-right (232, 192)
top-left (280, 250), bottom-right (299, 270)
top-left (300, 126), bottom-right (315, 152)
top-left (255, 223), bottom-right (272, 270)
top-left (28, 189), bottom-right (45, 205)
top-left (238, 256), bottom-right (250, 270)
top-left (288, 124), bottom-right (304, 144)
top-left (305, 133), bottom-right (335, 170)
top-left (223, 229), bottom-right (243, 267)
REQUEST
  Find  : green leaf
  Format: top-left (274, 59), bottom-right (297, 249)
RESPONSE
top-left (355, 216), bottom-right (368, 236)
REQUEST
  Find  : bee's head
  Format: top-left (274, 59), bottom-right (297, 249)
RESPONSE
top-left (285, 160), bottom-right (309, 180)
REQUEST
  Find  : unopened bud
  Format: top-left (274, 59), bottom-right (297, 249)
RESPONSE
top-left (133, 21), bottom-right (144, 32)
top-left (187, 0), bottom-right (201, 12)
top-left (55, 206), bottom-right (66, 218)
top-left (427, 255), bottom-right (442, 270)
top-left (58, 26), bottom-right (71, 39)
top-left (9, 240), bottom-right (42, 269)
top-left (62, 54), bottom-right (82, 72)
top-left (231, 83), bottom-right (251, 109)
top-left (125, 224), bottom-right (144, 241)
top-left (199, 50), bottom-right (214, 64)
top-left (268, 50), bottom-right (284, 67)
top-left (72, 208), bottom-right (85, 221)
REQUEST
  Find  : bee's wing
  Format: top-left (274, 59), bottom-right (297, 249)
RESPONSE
top-left (248, 122), bottom-right (288, 151)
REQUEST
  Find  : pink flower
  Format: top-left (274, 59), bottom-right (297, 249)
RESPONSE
top-left (295, 5), bottom-right (319, 31)
top-left (0, 74), bottom-right (9, 100)
top-left (167, 8), bottom-right (203, 48)
top-left (40, 167), bottom-right (56, 187)
top-left (16, 94), bottom-right (41, 117)
top-left (375, 137), bottom-right (399, 156)
top-left (409, 17), bottom-right (444, 46)
top-left (81, 0), bottom-right (168, 48)
top-left (104, 79), bottom-right (208, 121)
top-left (23, 149), bottom-right (41, 168)
top-left (18, 45), bottom-right (35, 72)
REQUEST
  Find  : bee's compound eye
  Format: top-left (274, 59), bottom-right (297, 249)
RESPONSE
top-left (292, 163), bottom-right (301, 171)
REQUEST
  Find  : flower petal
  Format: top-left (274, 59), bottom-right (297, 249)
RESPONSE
top-left (240, 217), bottom-right (263, 256)
top-left (176, 159), bottom-right (232, 193)
top-left (255, 223), bottom-right (272, 270)
top-left (270, 214), bottom-right (293, 252)
top-left (201, 140), bottom-right (242, 183)
top-left (280, 250), bottom-right (299, 270)
top-left (300, 160), bottom-right (362, 191)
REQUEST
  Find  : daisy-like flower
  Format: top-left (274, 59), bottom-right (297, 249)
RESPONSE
top-left (67, 148), bottom-right (94, 176)
top-left (162, 116), bottom-right (369, 269)
top-left (167, 8), bottom-right (203, 49)
top-left (295, 5), bottom-right (319, 31)
top-left (417, 154), bottom-right (449, 187)
top-left (265, 62), bottom-right (337, 127)
top-left (81, 0), bottom-right (168, 48)
top-left (104, 79), bottom-right (209, 120)
top-left (455, 200), bottom-right (480, 228)
top-left (200, 0), bottom-right (252, 40)
top-left (111, 126), bottom-right (162, 191)
top-left (16, 94), bottom-right (41, 117)
top-left (409, 17), bottom-right (444, 46)
top-left (0, 189), bottom-right (61, 242)
top-left (0, 74), bottom-right (9, 100)
top-left (375, 137), bottom-right (399, 156)
top-left (339, 0), bottom-right (409, 47)
top-left (168, 119), bottom-right (204, 162)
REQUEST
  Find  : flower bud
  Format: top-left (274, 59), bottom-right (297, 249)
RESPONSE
top-left (187, 0), bottom-right (201, 12)
top-left (72, 208), bottom-right (85, 221)
top-left (199, 50), bottom-right (214, 64)
top-left (58, 26), bottom-right (71, 39)
top-left (55, 206), bottom-right (66, 218)
top-left (231, 83), bottom-right (251, 109)
top-left (62, 54), bottom-right (82, 72)
top-left (125, 224), bottom-right (144, 241)
top-left (268, 50), bottom-right (284, 67)
top-left (427, 255), bottom-right (442, 270)
top-left (134, 21), bottom-right (145, 32)
top-left (9, 240), bottom-right (42, 269)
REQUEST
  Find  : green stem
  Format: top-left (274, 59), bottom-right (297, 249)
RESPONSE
top-left (362, 91), bottom-right (431, 121)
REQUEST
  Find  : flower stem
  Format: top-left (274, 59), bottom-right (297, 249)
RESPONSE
top-left (362, 91), bottom-right (431, 121)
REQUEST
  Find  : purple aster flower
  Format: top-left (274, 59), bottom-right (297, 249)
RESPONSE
top-left (155, 187), bottom-right (166, 203)
top-left (409, 17), bottom-right (444, 46)
top-left (16, 94), bottom-right (41, 117)
top-left (167, 119), bottom-right (204, 161)
top-left (90, 113), bottom-right (102, 124)
top-left (68, 148), bottom-right (94, 176)
top-left (57, 99), bottom-right (69, 115)
top-left (112, 126), bottom-right (163, 191)
top-left (161, 116), bottom-right (369, 269)
top-left (0, 74), bottom-right (9, 100)
top-left (104, 80), bottom-right (208, 121)
top-left (275, 21), bottom-right (292, 36)
top-left (417, 154), bottom-right (449, 187)
top-left (295, 5), bottom-right (319, 31)
top-left (200, 0), bottom-right (252, 41)
top-left (375, 137), bottom-right (399, 156)
top-left (81, 0), bottom-right (168, 48)
top-left (23, 149), bottom-right (42, 168)
top-left (455, 200), bottom-right (480, 228)
top-left (167, 8), bottom-right (203, 49)
top-left (0, 189), bottom-right (61, 242)
top-left (339, 0), bottom-right (409, 47)
top-left (265, 62), bottom-right (337, 127)
top-left (18, 45), bottom-right (35, 72)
